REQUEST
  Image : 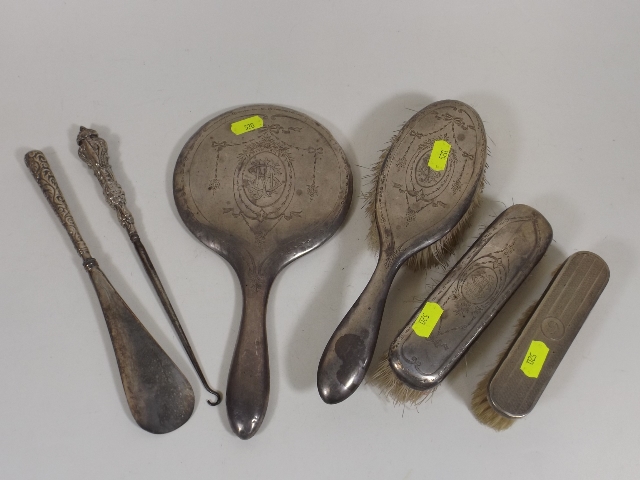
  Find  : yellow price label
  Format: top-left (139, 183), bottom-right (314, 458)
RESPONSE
top-left (231, 115), bottom-right (264, 135)
top-left (412, 302), bottom-right (444, 338)
top-left (520, 340), bottom-right (550, 378)
top-left (428, 140), bottom-right (451, 171)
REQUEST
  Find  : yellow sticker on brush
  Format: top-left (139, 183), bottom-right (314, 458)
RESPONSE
top-left (412, 302), bottom-right (444, 338)
top-left (427, 140), bottom-right (451, 171)
top-left (231, 116), bottom-right (264, 135)
top-left (520, 340), bottom-right (550, 378)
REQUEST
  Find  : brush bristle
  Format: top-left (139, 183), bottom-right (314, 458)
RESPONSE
top-left (549, 259), bottom-right (567, 278)
top-left (470, 371), bottom-right (516, 431)
top-left (470, 300), bottom-right (540, 430)
top-left (369, 352), bottom-right (436, 406)
top-left (363, 143), bottom-right (487, 271)
top-left (363, 143), bottom-right (393, 253)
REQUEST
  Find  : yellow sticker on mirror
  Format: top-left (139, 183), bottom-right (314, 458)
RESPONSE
top-left (520, 340), bottom-right (550, 378)
top-left (428, 140), bottom-right (451, 171)
top-left (412, 302), bottom-right (444, 338)
top-left (231, 115), bottom-right (264, 135)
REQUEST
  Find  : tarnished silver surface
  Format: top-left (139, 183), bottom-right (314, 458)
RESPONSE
top-left (76, 127), bottom-right (222, 406)
top-left (173, 105), bottom-right (352, 439)
top-left (389, 204), bottom-right (552, 390)
top-left (76, 127), bottom-right (136, 234)
top-left (25, 150), bottom-right (194, 434)
top-left (488, 251), bottom-right (609, 418)
top-left (317, 100), bottom-right (487, 404)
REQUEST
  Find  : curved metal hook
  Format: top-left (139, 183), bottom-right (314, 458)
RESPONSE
top-left (190, 361), bottom-right (222, 406)
top-left (205, 385), bottom-right (223, 406)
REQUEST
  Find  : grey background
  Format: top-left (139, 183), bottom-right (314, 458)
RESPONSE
top-left (1, 1), bottom-right (637, 478)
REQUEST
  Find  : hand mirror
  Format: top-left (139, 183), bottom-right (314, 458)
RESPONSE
top-left (174, 105), bottom-right (352, 439)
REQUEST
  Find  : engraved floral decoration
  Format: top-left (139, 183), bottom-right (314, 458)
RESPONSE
top-left (306, 146), bottom-right (323, 200)
top-left (25, 150), bottom-right (90, 258)
top-left (208, 140), bottom-right (237, 195)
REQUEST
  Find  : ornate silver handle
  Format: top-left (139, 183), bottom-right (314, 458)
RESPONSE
top-left (25, 150), bottom-right (92, 261)
top-left (76, 127), bottom-right (136, 235)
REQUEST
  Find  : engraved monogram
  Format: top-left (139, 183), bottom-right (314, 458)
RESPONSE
top-left (541, 317), bottom-right (565, 340)
top-left (449, 251), bottom-right (509, 321)
top-left (215, 118), bottom-right (322, 244)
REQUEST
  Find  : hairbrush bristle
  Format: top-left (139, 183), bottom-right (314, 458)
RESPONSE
top-left (470, 371), bottom-right (516, 431)
top-left (369, 352), bottom-right (436, 406)
top-left (549, 259), bottom-right (567, 278)
top-left (471, 300), bottom-right (540, 430)
top-left (363, 142), bottom-right (487, 271)
top-left (363, 142), bottom-right (394, 252)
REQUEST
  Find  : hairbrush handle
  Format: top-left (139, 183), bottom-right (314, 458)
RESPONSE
top-left (25, 150), bottom-right (92, 261)
top-left (317, 259), bottom-right (395, 404)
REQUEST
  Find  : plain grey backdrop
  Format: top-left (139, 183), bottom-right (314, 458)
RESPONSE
top-left (1, 1), bottom-right (638, 478)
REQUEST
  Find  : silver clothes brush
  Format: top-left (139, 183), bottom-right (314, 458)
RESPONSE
top-left (472, 251), bottom-right (609, 430)
top-left (371, 204), bottom-right (552, 404)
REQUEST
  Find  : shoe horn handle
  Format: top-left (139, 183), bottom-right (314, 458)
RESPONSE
top-left (25, 151), bottom-right (93, 261)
